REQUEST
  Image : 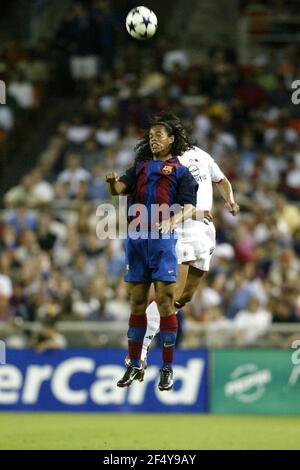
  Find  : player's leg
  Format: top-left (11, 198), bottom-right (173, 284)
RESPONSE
top-left (174, 263), bottom-right (194, 308)
top-left (141, 236), bottom-right (211, 375)
top-left (175, 265), bottom-right (205, 308)
top-left (127, 281), bottom-right (151, 362)
top-left (143, 263), bottom-right (189, 357)
top-left (141, 264), bottom-right (205, 372)
top-left (154, 280), bottom-right (177, 391)
top-left (175, 221), bottom-right (215, 307)
top-left (117, 281), bottom-right (151, 387)
top-left (141, 300), bottom-right (160, 362)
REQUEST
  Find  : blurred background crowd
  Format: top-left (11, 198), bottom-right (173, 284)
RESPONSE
top-left (0, 0), bottom-right (300, 349)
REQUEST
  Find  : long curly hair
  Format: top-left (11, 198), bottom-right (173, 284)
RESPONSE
top-left (134, 111), bottom-right (194, 161)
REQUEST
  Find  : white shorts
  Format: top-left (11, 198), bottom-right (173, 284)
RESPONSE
top-left (176, 220), bottom-right (216, 272)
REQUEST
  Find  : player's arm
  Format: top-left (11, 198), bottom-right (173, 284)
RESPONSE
top-left (158, 169), bottom-right (198, 233)
top-left (176, 169), bottom-right (213, 223)
top-left (158, 204), bottom-right (195, 234)
top-left (208, 156), bottom-right (240, 215)
top-left (106, 165), bottom-right (136, 196)
top-left (106, 172), bottom-right (128, 195)
top-left (215, 176), bottom-right (240, 215)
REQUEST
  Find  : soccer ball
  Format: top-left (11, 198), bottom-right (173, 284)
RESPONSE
top-left (126, 6), bottom-right (158, 40)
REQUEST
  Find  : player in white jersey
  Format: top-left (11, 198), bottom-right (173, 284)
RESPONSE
top-left (127, 144), bottom-right (240, 374)
top-left (176, 145), bottom-right (224, 273)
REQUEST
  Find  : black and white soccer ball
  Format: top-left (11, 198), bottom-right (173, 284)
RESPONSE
top-left (126, 6), bottom-right (158, 40)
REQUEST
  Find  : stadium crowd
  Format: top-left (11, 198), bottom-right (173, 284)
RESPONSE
top-left (0, 0), bottom-right (300, 348)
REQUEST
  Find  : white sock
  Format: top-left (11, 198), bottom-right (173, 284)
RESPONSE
top-left (141, 301), bottom-right (161, 361)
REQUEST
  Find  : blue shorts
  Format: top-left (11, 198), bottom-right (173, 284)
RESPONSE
top-left (125, 235), bottom-right (178, 283)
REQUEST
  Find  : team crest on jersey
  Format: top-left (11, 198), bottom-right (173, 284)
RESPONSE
top-left (162, 165), bottom-right (173, 175)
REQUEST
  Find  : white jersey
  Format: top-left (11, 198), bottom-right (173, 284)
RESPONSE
top-left (176, 146), bottom-right (225, 271)
top-left (178, 146), bottom-right (225, 211)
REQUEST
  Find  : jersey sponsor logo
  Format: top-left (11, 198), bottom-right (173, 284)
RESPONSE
top-left (188, 165), bottom-right (208, 182)
top-left (161, 165), bottom-right (173, 175)
top-left (188, 165), bottom-right (200, 178)
top-left (198, 174), bottom-right (208, 181)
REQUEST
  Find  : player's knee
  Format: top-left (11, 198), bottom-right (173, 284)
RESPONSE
top-left (156, 292), bottom-right (174, 316)
top-left (129, 298), bottom-right (147, 315)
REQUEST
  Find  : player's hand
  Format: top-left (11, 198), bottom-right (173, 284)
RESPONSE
top-left (156, 218), bottom-right (175, 234)
top-left (106, 172), bottom-right (119, 183)
top-left (225, 201), bottom-right (240, 216)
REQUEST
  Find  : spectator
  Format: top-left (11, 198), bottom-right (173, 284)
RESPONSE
top-left (233, 297), bottom-right (272, 345)
top-left (4, 169), bottom-right (54, 208)
top-left (0, 105), bottom-right (14, 131)
top-left (57, 152), bottom-right (90, 196)
top-left (88, 162), bottom-right (108, 199)
top-left (31, 316), bottom-right (67, 352)
top-left (8, 70), bottom-right (35, 109)
top-left (0, 272), bottom-right (13, 320)
top-left (66, 117), bottom-right (92, 144)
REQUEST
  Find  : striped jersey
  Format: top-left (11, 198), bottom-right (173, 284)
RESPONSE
top-left (119, 157), bottom-right (198, 226)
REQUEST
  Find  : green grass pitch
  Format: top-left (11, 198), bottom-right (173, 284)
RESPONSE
top-left (0, 413), bottom-right (299, 450)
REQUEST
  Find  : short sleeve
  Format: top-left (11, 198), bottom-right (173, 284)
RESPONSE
top-left (177, 169), bottom-right (198, 206)
top-left (119, 164), bottom-right (136, 193)
top-left (209, 158), bottom-right (225, 183)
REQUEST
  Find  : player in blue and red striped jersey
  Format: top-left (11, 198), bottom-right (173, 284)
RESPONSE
top-left (106, 112), bottom-right (198, 391)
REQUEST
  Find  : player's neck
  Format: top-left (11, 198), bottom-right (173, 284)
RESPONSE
top-left (153, 152), bottom-right (172, 161)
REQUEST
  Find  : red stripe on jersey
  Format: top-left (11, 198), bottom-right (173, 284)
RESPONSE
top-left (170, 159), bottom-right (182, 168)
top-left (156, 165), bottom-right (173, 206)
top-left (136, 161), bottom-right (150, 203)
